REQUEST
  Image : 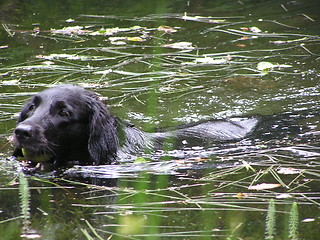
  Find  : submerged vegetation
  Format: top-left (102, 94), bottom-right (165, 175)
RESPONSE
top-left (0, 0), bottom-right (319, 239)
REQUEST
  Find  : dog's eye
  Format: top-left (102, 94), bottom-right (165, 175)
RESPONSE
top-left (28, 104), bottom-right (35, 112)
top-left (58, 110), bottom-right (69, 117)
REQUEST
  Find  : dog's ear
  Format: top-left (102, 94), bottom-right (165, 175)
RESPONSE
top-left (86, 96), bottom-right (119, 164)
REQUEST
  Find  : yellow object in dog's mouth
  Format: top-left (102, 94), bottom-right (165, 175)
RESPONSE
top-left (21, 148), bottom-right (52, 163)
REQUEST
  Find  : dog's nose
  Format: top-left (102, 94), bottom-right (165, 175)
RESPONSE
top-left (15, 125), bottom-right (34, 140)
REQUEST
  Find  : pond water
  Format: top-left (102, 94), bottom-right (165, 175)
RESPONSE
top-left (0, 0), bottom-right (320, 239)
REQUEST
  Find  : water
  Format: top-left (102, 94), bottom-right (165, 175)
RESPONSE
top-left (0, 0), bottom-right (319, 239)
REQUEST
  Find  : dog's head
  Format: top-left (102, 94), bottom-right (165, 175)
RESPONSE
top-left (13, 85), bottom-right (119, 166)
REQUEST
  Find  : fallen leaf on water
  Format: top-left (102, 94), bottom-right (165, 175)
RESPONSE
top-left (181, 13), bottom-right (226, 23)
top-left (52, 25), bottom-right (146, 36)
top-left (235, 192), bottom-right (249, 199)
top-left (257, 61), bottom-right (274, 71)
top-left (257, 61), bottom-right (292, 73)
top-left (109, 36), bottom-right (145, 45)
top-left (277, 167), bottom-right (301, 175)
top-left (270, 40), bottom-right (287, 44)
top-left (41, 61), bottom-right (55, 65)
top-left (163, 42), bottom-right (194, 50)
top-left (276, 193), bottom-right (292, 199)
top-left (182, 14), bottom-right (203, 21)
top-left (195, 57), bottom-right (228, 64)
top-left (51, 26), bottom-right (89, 35)
top-left (111, 41), bottom-right (127, 45)
top-left (236, 44), bottom-right (246, 48)
top-left (301, 218), bottom-right (315, 223)
top-left (20, 233), bottom-right (42, 239)
top-left (127, 37), bottom-right (145, 42)
top-left (91, 27), bottom-right (120, 36)
top-left (248, 183), bottom-right (281, 190)
top-left (2, 80), bottom-right (20, 85)
top-left (208, 19), bottom-right (227, 23)
top-left (37, 54), bottom-right (86, 61)
top-left (109, 37), bottom-right (126, 41)
top-left (157, 25), bottom-right (177, 33)
top-left (189, 157), bottom-right (210, 162)
top-left (250, 26), bottom-right (262, 33)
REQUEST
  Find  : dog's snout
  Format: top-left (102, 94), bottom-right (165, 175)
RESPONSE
top-left (15, 125), bottom-right (34, 140)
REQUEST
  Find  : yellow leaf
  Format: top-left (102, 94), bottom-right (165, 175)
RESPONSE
top-left (127, 37), bottom-right (145, 42)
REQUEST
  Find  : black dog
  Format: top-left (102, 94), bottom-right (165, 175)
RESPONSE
top-left (12, 85), bottom-right (258, 167)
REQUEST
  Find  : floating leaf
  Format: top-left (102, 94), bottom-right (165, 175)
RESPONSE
top-left (1, 80), bottom-right (20, 85)
top-left (181, 13), bottom-right (226, 23)
top-left (236, 44), bottom-right (246, 48)
top-left (235, 192), bottom-right (249, 199)
top-left (112, 41), bottom-right (126, 45)
top-left (195, 57), bottom-right (228, 64)
top-left (91, 27), bottom-right (120, 36)
top-left (109, 37), bottom-right (126, 42)
top-left (51, 25), bottom-right (146, 36)
top-left (109, 36), bottom-right (145, 45)
top-left (37, 54), bottom-right (84, 60)
top-left (51, 26), bottom-right (89, 35)
top-left (181, 14), bottom-right (203, 21)
top-left (240, 27), bottom-right (249, 31)
top-left (248, 183), bottom-right (281, 190)
top-left (277, 167), bottom-right (301, 175)
top-left (189, 157), bottom-right (210, 162)
top-left (257, 61), bottom-right (292, 73)
top-left (208, 19), bottom-right (227, 23)
top-left (109, 36), bottom-right (127, 45)
top-left (257, 61), bottom-right (275, 71)
top-left (127, 37), bottom-right (145, 42)
top-left (276, 193), bottom-right (292, 199)
top-left (250, 26), bottom-right (262, 33)
top-left (301, 218), bottom-right (315, 223)
top-left (163, 42), bottom-right (194, 50)
top-left (157, 25), bottom-right (177, 33)
top-left (270, 40), bottom-right (287, 44)
top-left (41, 61), bottom-right (55, 65)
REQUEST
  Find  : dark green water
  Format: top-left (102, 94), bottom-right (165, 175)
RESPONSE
top-left (0, 0), bottom-right (319, 239)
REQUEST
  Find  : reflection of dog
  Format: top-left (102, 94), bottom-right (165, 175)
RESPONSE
top-left (12, 85), bottom-right (258, 167)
